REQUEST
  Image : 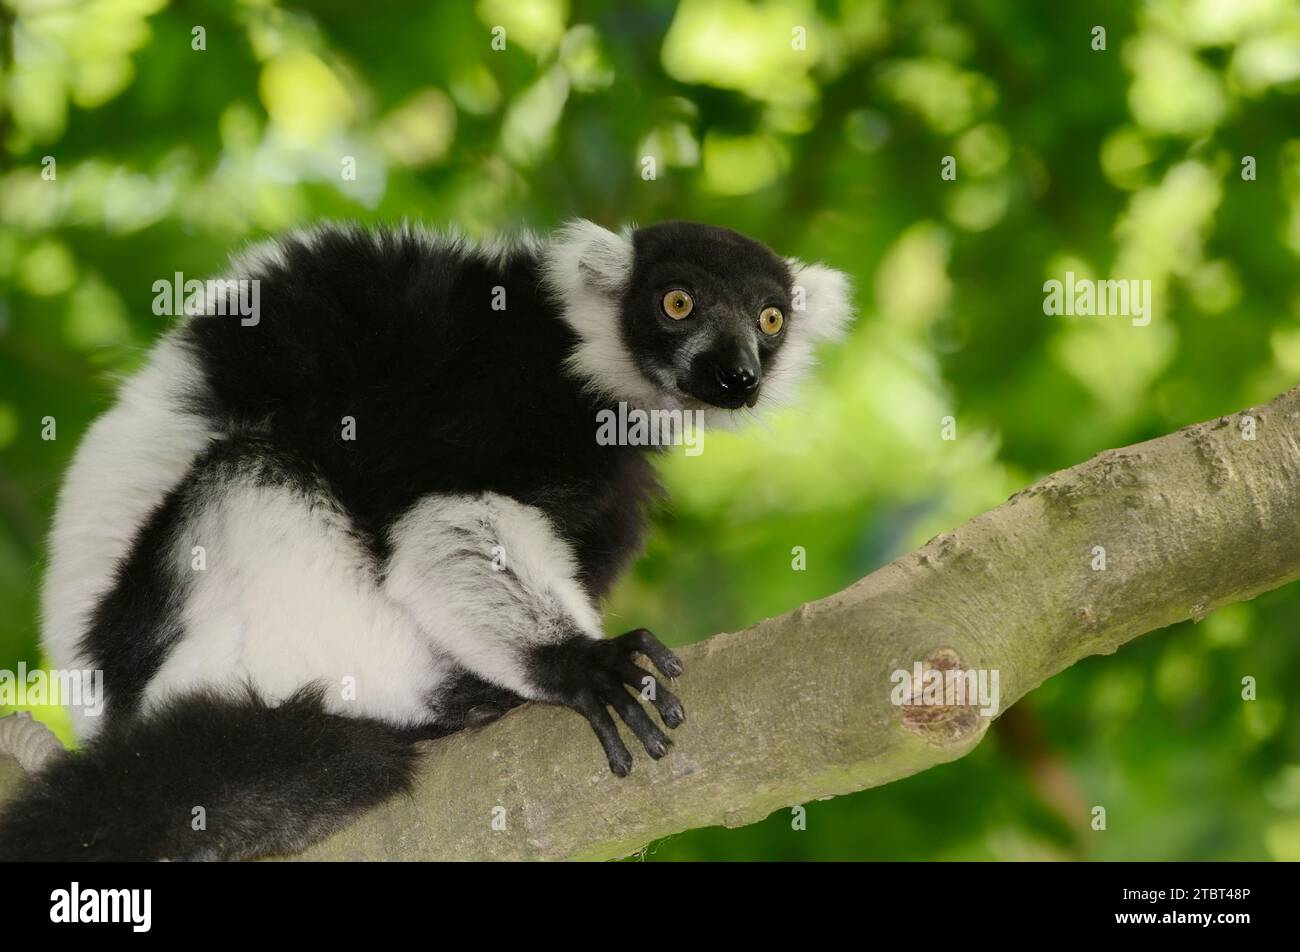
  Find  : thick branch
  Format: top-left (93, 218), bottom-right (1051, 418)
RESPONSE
top-left (3, 386), bottom-right (1299, 859)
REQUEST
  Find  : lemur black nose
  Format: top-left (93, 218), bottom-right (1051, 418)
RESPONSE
top-left (715, 365), bottom-right (759, 393)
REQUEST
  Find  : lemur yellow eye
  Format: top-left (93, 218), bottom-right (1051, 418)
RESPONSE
top-left (662, 289), bottom-right (694, 320)
top-left (759, 306), bottom-right (784, 336)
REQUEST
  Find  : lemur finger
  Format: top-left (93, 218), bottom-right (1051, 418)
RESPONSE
top-left (618, 661), bottom-right (686, 729)
top-left (601, 683), bottom-right (671, 759)
top-left (574, 692), bottom-right (633, 777)
top-left (618, 628), bottom-right (684, 678)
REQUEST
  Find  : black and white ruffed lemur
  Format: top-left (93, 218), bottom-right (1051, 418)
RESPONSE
top-left (0, 220), bottom-right (852, 860)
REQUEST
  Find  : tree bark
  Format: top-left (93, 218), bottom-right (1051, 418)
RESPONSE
top-left (3, 385), bottom-right (1299, 860)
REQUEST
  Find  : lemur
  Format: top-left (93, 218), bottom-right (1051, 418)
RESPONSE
top-left (0, 220), bottom-right (851, 861)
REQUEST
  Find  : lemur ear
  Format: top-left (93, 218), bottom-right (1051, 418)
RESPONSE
top-left (543, 219), bottom-right (654, 406)
top-left (546, 219), bottom-right (633, 300)
top-left (786, 259), bottom-right (855, 341)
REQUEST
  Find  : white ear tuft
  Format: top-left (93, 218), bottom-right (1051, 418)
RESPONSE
top-left (787, 259), bottom-right (855, 341)
top-left (542, 220), bottom-right (662, 406)
top-left (743, 258), bottom-right (853, 418)
top-left (544, 219), bottom-right (633, 300)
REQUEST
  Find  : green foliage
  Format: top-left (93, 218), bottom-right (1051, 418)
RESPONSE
top-left (2, 0), bottom-right (1299, 860)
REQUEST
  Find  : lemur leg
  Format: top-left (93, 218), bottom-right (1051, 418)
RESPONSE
top-left (383, 493), bottom-right (685, 774)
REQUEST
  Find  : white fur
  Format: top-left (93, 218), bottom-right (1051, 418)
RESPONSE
top-left (226, 236), bottom-right (290, 277)
top-left (144, 475), bottom-right (452, 727)
top-left (383, 493), bottom-right (603, 696)
top-left (756, 259), bottom-right (855, 413)
top-left (145, 486), bottom-right (600, 721)
top-left (785, 259), bottom-right (855, 342)
top-left (41, 336), bottom-right (216, 739)
top-left (539, 220), bottom-right (664, 408)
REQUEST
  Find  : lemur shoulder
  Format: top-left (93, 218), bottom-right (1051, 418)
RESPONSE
top-left (0, 219), bottom-right (852, 861)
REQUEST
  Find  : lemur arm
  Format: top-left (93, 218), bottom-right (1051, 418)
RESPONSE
top-left (383, 492), bottom-right (684, 774)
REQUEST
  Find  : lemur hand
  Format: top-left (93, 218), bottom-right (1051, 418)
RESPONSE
top-left (529, 628), bottom-right (685, 776)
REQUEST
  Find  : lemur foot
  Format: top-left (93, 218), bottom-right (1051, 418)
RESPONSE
top-left (530, 628), bottom-right (685, 776)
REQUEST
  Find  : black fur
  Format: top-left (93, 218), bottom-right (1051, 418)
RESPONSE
top-left (0, 686), bottom-right (416, 861)
top-left (180, 226), bottom-right (659, 579)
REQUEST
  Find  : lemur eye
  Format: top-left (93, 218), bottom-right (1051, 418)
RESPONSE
top-left (662, 289), bottom-right (694, 320)
top-left (759, 306), bottom-right (784, 336)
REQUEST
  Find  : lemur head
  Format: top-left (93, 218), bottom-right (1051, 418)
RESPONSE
top-left (543, 219), bottom-right (853, 420)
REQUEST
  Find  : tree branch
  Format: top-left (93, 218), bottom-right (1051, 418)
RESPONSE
top-left (4, 385), bottom-right (1299, 859)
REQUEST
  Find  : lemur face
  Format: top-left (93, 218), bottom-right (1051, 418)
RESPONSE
top-left (546, 218), bottom-right (853, 416)
top-left (623, 222), bottom-right (793, 410)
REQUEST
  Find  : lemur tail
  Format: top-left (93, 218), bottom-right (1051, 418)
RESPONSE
top-left (0, 686), bottom-right (418, 861)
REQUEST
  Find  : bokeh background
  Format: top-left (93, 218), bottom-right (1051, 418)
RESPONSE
top-left (3, 0), bottom-right (1300, 860)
